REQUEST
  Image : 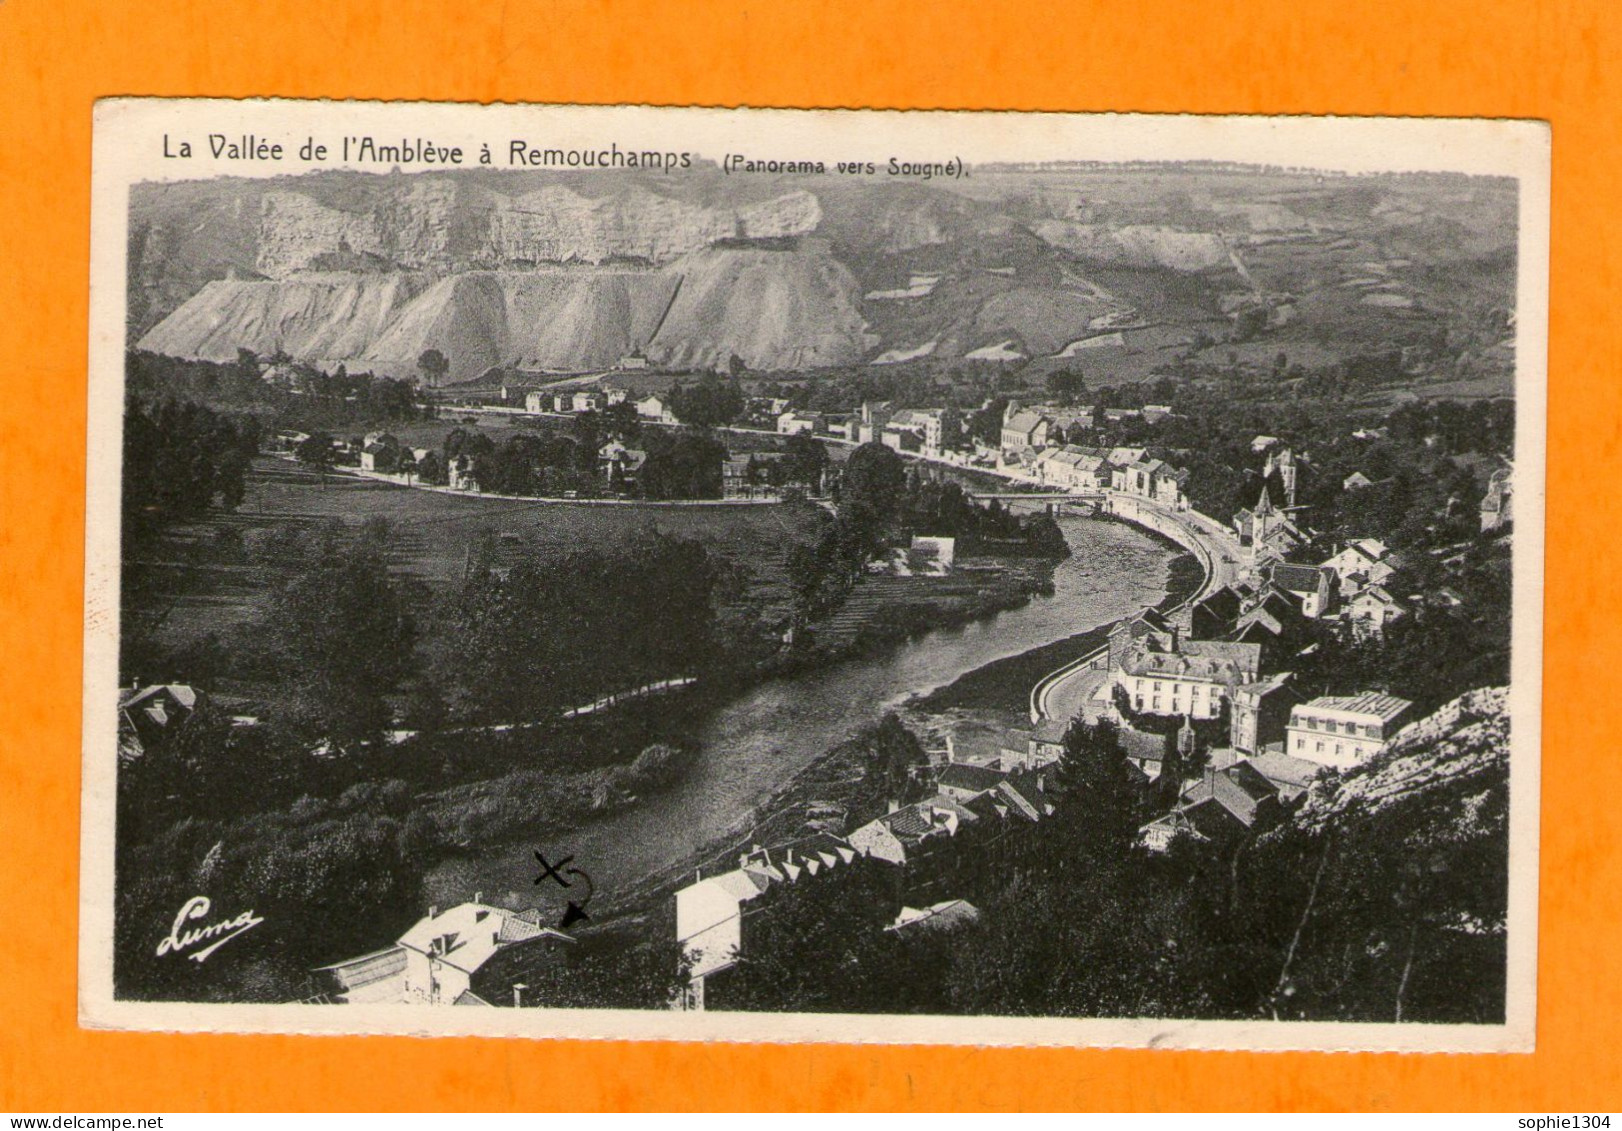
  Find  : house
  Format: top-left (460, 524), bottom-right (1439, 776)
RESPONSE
top-left (1343, 471), bottom-right (1374, 491)
top-left (1141, 404), bottom-right (1174, 424)
top-left (856, 401), bottom-right (894, 444)
top-left (887, 900), bottom-right (980, 935)
top-left (1019, 718), bottom-right (1070, 770)
top-left (675, 836), bottom-right (862, 1009)
top-left (1251, 434), bottom-right (1282, 453)
top-left (1104, 446), bottom-right (1148, 468)
top-left (937, 762), bottom-right (1011, 802)
top-left (1269, 562), bottom-right (1335, 618)
top-left (880, 419), bottom-right (925, 452)
top-left (598, 441), bottom-right (647, 491)
top-left (1119, 725), bottom-right (1171, 781)
top-left (118, 682), bottom-right (202, 760)
top-left (1242, 749), bottom-right (1323, 802)
top-left (1286, 693), bottom-right (1414, 769)
top-left (1179, 762), bottom-right (1281, 831)
top-left (599, 377), bottom-right (636, 405)
top-left (846, 796), bottom-right (972, 867)
top-left (1111, 456), bottom-right (1190, 508)
top-left (570, 389), bottom-right (606, 414)
top-left (1346, 584), bottom-right (1406, 637)
top-left (448, 453), bottom-right (478, 492)
top-left (1000, 403), bottom-right (1051, 453)
top-left (636, 393), bottom-right (678, 424)
top-left (886, 408), bottom-right (959, 454)
top-left (1114, 635), bottom-right (1263, 720)
top-left (1228, 588), bottom-right (1308, 665)
top-left (1152, 463), bottom-right (1190, 508)
top-left (1229, 671), bottom-right (1302, 755)
top-left (1139, 762), bottom-right (1281, 853)
top-left (524, 390), bottom-right (552, 414)
top-left (777, 410), bottom-right (822, 436)
top-left (316, 900), bottom-right (575, 1006)
top-left (1034, 445), bottom-right (1110, 491)
top-left (1191, 585), bottom-right (1246, 639)
top-left (616, 351), bottom-right (649, 371)
top-left (1480, 465), bottom-right (1513, 531)
top-left (1321, 538), bottom-right (1401, 593)
top-left (359, 434), bottom-right (400, 472)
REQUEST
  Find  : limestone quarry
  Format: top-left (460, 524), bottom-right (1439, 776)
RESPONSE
top-left (129, 166), bottom-right (1519, 380)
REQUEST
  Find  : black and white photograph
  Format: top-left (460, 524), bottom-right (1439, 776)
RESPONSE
top-left (81, 101), bottom-right (1548, 1050)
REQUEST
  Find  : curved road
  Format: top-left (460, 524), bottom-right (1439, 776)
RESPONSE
top-left (1028, 496), bottom-right (1244, 726)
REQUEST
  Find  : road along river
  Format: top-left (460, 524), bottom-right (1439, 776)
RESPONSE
top-left (423, 514), bottom-right (1177, 913)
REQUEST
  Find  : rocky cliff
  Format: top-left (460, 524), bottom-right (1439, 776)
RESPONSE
top-left (253, 181), bottom-right (822, 275)
top-left (136, 247), bottom-right (872, 382)
top-left (128, 166), bottom-right (1516, 376)
top-left (1249, 687), bottom-right (1512, 1023)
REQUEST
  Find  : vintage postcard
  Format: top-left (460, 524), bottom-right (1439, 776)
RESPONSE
top-left (81, 99), bottom-right (1548, 1051)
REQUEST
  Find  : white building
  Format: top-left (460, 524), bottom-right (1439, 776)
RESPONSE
top-left (636, 393), bottom-right (678, 424)
top-left (1114, 637), bottom-right (1263, 720)
top-left (1033, 445), bottom-right (1109, 490)
top-left (1285, 693), bottom-right (1414, 769)
top-left (1321, 538), bottom-right (1401, 594)
top-left (316, 900), bottom-right (574, 1006)
top-left (777, 410), bottom-right (822, 435)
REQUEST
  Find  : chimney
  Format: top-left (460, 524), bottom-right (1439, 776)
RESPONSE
top-left (428, 905), bottom-right (438, 919)
top-left (887, 800), bottom-right (900, 814)
top-left (513, 983), bottom-right (527, 1008)
top-left (474, 891), bottom-right (483, 904)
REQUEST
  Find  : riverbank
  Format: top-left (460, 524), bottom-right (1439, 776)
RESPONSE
top-left (910, 549), bottom-right (1202, 713)
top-left (558, 530), bottom-right (1197, 927)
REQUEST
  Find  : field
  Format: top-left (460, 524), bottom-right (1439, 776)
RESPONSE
top-left (124, 457), bottom-right (824, 680)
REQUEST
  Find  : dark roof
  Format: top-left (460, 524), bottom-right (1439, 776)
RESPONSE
top-left (1031, 718), bottom-right (1070, 745)
top-left (938, 763), bottom-right (1010, 793)
top-left (1194, 586), bottom-right (1244, 623)
top-left (1270, 563), bottom-right (1325, 593)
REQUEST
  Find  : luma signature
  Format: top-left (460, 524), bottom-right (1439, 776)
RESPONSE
top-left (156, 896), bottom-right (264, 963)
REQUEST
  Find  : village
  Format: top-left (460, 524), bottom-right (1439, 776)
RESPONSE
top-left (222, 370), bottom-right (1516, 1010)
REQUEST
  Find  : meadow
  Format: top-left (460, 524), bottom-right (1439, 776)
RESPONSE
top-left (123, 456), bottom-right (824, 689)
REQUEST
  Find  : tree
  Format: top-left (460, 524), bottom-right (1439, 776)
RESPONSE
top-left (294, 431), bottom-right (335, 485)
top-left (783, 432), bottom-right (830, 489)
top-left (265, 525), bottom-right (419, 745)
top-left (1047, 368), bottom-right (1087, 404)
top-left (417, 348), bottom-right (450, 385)
top-left (839, 442), bottom-right (907, 554)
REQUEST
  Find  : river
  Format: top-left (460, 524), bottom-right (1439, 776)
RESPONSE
top-left (423, 514), bottom-right (1175, 912)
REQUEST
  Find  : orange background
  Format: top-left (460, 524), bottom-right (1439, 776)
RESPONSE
top-left (0, 0), bottom-right (1615, 1112)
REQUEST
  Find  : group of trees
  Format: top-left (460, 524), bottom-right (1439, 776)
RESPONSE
top-left (414, 421), bottom-right (729, 500)
top-left (260, 519), bottom-right (423, 745)
top-left (433, 529), bottom-right (732, 722)
top-left (122, 396), bottom-right (260, 540)
top-left (786, 443), bottom-right (1070, 631)
top-left (664, 374), bottom-right (745, 429)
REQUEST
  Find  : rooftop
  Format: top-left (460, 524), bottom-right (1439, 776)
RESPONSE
top-left (396, 902), bottom-right (570, 976)
top-left (1297, 692), bottom-right (1414, 723)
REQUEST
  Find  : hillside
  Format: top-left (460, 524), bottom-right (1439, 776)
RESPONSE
top-left (129, 165), bottom-right (1519, 382)
top-left (1246, 687), bottom-right (1512, 1023)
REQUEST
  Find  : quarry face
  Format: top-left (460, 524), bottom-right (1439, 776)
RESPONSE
top-left (129, 166), bottom-right (1518, 383)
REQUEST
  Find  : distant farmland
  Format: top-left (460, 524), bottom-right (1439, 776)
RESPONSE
top-left (125, 458), bottom-right (824, 664)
